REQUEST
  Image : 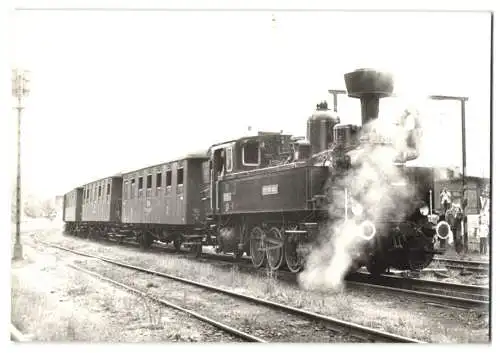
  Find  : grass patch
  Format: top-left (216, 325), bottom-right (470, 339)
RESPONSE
top-left (11, 275), bottom-right (113, 341)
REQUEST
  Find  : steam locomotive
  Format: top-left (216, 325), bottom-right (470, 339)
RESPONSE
top-left (62, 68), bottom-right (450, 277)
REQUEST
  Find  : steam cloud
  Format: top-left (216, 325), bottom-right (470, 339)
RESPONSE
top-left (298, 109), bottom-right (421, 291)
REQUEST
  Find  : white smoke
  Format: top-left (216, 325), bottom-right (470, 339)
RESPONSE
top-left (298, 109), bottom-right (421, 291)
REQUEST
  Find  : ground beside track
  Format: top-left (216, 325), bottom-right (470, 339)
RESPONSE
top-left (420, 263), bottom-right (489, 287)
top-left (439, 247), bottom-right (490, 262)
top-left (11, 236), bottom-right (243, 342)
top-left (24, 226), bottom-right (490, 343)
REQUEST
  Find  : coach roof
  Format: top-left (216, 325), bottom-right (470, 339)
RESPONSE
top-left (122, 150), bottom-right (209, 175)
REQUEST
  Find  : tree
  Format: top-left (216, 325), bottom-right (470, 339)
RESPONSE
top-left (23, 194), bottom-right (42, 218)
top-left (41, 199), bottom-right (56, 219)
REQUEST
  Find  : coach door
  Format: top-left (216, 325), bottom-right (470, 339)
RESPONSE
top-left (210, 146), bottom-right (228, 213)
top-left (211, 148), bottom-right (222, 214)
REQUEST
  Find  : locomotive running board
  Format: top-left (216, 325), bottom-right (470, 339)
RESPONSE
top-left (182, 234), bottom-right (204, 239)
top-left (284, 230), bottom-right (308, 234)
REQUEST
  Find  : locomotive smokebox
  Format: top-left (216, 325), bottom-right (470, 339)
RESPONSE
top-left (344, 69), bottom-right (394, 126)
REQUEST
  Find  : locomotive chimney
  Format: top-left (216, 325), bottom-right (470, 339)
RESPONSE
top-left (344, 69), bottom-right (394, 126)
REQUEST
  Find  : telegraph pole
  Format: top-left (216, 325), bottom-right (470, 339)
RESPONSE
top-left (429, 95), bottom-right (469, 253)
top-left (12, 69), bottom-right (30, 261)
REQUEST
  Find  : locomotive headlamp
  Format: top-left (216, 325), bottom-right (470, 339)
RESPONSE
top-left (435, 221), bottom-right (451, 240)
top-left (357, 220), bottom-right (377, 241)
top-left (351, 201), bottom-right (364, 216)
top-left (419, 205), bottom-right (429, 216)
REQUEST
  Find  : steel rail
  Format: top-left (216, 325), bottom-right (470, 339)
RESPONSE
top-left (433, 258), bottom-right (489, 273)
top-left (346, 280), bottom-right (489, 310)
top-left (180, 252), bottom-right (489, 309)
top-left (433, 257), bottom-right (489, 267)
top-left (350, 272), bottom-right (489, 299)
top-left (40, 235), bottom-right (489, 309)
top-left (191, 255), bottom-right (489, 310)
top-left (38, 239), bottom-right (423, 343)
top-left (66, 263), bottom-right (266, 343)
top-left (441, 264), bottom-right (488, 274)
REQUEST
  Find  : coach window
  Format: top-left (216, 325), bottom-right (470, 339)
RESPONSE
top-left (138, 176), bottom-right (144, 197)
top-left (242, 140), bottom-right (260, 166)
top-left (131, 178), bottom-right (136, 198)
top-left (98, 185), bottom-right (102, 199)
top-left (156, 172), bottom-right (162, 188)
top-left (177, 167), bottom-right (184, 186)
top-left (107, 183), bottom-right (110, 196)
top-left (166, 170), bottom-right (172, 188)
top-left (156, 172), bottom-right (162, 196)
top-left (225, 147), bottom-right (233, 172)
top-left (146, 174), bottom-right (153, 197)
top-left (123, 180), bottom-right (128, 200)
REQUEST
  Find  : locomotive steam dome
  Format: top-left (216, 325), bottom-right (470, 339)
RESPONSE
top-left (344, 68), bottom-right (394, 126)
top-left (307, 101), bottom-right (340, 154)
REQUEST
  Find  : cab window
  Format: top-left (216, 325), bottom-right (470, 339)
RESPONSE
top-left (242, 140), bottom-right (260, 166)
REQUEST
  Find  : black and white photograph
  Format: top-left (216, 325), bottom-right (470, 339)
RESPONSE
top-left (6, 1), bottom-right (494, 345)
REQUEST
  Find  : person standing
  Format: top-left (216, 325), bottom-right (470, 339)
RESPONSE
top-left (450, 206), bottom-right (464, 254)
top-left (479, 217), bottom-right (489, 255)
top-left (440, 187), bottom-right (452, 213)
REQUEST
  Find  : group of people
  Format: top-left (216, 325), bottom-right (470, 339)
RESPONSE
top-left (439, 187), bottom-right (489, 256)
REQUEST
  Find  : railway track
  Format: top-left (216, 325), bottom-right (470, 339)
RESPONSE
top-left (173, 253), bottom-right (490, 310)
top-left (44, 233), bottom-right (490, 311)
top-left (433, 257), bottom-right (489, 274)
top-left (206, 260), bottom-right (490, 311)
top-left (36, 238), bottom-right (423, 343)
top-left (67, 263), bottom-right (264, 342)
top-left (348, 272), bottom-right (489, 310)
top-left (143, 244), bottom-right (490, 310)
top-left (166, 248), bottom-right (490, 308)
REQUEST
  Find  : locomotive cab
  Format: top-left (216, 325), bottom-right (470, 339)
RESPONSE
top-left (208, 132), bottom-right (294, 178)
top-left (205, 132), bottom-right (294, 216)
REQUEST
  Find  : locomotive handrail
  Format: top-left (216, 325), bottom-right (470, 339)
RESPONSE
top-left (223, 160), bottom-right (309, 179)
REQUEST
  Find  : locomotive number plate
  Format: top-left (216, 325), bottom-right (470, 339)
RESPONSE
top-left (262, 184), bottom-right (279, 196)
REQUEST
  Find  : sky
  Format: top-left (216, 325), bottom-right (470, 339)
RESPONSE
top-left (10, 9), bottom-right (492, 199)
